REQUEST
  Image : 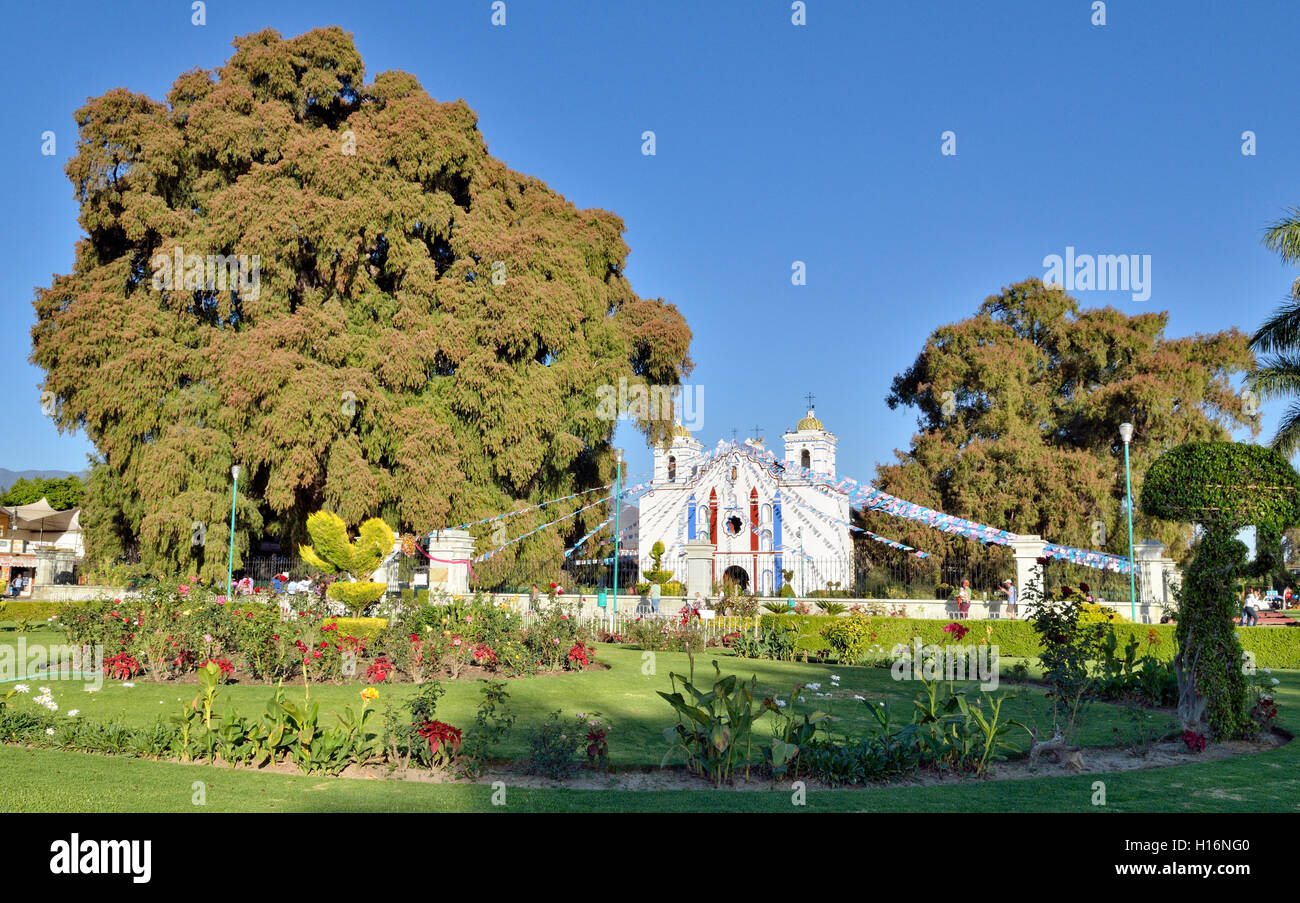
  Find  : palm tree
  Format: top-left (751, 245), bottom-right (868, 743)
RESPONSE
top-left (1248, 207), bottom-right (1300, 455)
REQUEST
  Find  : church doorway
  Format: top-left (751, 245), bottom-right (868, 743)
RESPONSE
top-left (721, 565), bottom-right (749, 592)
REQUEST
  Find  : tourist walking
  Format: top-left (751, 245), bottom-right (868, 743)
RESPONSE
top-left (999, 578), bottom-right (1018, 619)
top-left (649, 581), bottom-right (661, 614)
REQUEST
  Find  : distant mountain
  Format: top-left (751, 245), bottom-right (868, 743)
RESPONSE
top-left (0, 468), bottom-right (87, 492)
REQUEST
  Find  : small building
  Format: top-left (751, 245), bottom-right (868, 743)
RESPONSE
top-left (0, 498), bottom-right (84, 596)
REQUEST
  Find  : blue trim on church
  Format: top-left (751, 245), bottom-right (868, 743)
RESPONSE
top-left (774, 490), bottom-right (784, 593)
top-left (687, 493), bottom-right (697, 540)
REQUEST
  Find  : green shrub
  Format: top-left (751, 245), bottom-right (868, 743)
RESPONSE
top-left (5, 600), bottom-right (97, 624)
top-left (757, 614), bottom-right (1300, 669)
top-left (820, 615), bottom-right (878, 663)
top-left (324, 616), bottom-right (389, 640)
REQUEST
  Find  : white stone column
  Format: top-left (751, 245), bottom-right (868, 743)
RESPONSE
top-left (425, 529), bottom-right (476, 596)
top-left (684, 539), bottom-right (715, 600)
top-left (1009, 534), bottom-right (1047, 615)
top-left (34, 548), bottom-right (57, 587)
top-left (1133, 539), bottom-right (1174, 623)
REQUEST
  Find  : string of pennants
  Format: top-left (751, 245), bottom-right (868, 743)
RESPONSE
top-left (723, 440), bottom-right (1130, 572)
top-left (474, 478), bottom-right (651, 562)
top-left (726, 444), bottom-right (931, 558)
top-left (730, 439), bottom-right (1019, 546)
top-left (564, 513), bottom-right (616, 559)
top-left (1041, 542), bottom-right (1133, 574)
top-left (446, 482), bottom-right (614, 532)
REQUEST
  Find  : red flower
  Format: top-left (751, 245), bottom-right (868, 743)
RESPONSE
top-left (567, 643), bottom-right (591, 668)
top-left (366, 656), bottom-right (394, 683)
top-left (416, 719), bottom-right (463, 756)
top-left (942, 622), bottom-right (970, 641)
top-left (471, 644), bottom-right (497, 666)
top-left (200, 658), bottom-right (234, 677)
top-left (1182, 729), bottom-right (1207, 753)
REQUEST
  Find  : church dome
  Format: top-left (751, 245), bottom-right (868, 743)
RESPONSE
top-left (796, 409), bottom-right (824, 431)
top-left (670, 422), bottom-right (693, 439)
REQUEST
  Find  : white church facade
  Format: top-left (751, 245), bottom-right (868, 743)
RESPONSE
top-left (636, 409), bottom-right (851, 596)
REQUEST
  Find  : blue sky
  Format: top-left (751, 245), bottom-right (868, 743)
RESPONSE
top-left (2, 0), bottom-right (1297, 493)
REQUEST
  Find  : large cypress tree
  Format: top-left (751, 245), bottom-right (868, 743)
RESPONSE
top-left (31, 27), bottom-right (691, 581)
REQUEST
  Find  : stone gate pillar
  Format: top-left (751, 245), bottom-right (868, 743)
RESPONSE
top-left (425, 529), bottom-right (476, 596)
top-left (684, 539), bottom-right (715, 600)
top-left (1134, 539), bottom-right (1176, 622)
top-left (1009, 534), bottom-right (1047, 613)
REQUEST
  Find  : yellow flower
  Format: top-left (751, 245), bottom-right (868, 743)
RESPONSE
top-left (361, 687), bottom-right (380, 701)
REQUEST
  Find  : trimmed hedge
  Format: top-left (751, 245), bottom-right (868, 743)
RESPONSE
top-left (757, 614), bottom-right (1300, 669)
top-left (0, 600), bottom-right (96, 622)
top-left (324, 616), bottom-right (389, 640)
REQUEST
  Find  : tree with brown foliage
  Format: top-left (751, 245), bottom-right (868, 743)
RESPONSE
top-left (863, 278), bottom-right (1255, 565)
top-left (31, 27), bottom-right (691, 582)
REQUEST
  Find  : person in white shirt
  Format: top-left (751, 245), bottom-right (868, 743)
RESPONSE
top-left (1242, 590), bottom-right (1259, 627)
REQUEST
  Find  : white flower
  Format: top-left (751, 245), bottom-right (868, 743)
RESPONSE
top-left (46, 702), bottom-right (58, 712)
top-left (14, 684), bottom-right (28, 694)
top-left (798, 696), bottom-right (806, 702)
top-left (122, 682), bottom-right (135, 688)
top-left (84, 687), bottom-right (100, 693)
top-left (33, 694), bottom-right (52, 706)
top-left (775, 698), bottom-right (787, 708)
top-left (806, 683), bottom-right (821, 690)
top-left (1263, 668), bottom-right (1272, 674)
top-left (39, 687), bottom-right (51, 695)
top-left (853, 695), bottom-right (865, 701)
top-left (1271, 678), bottom-right (1280, 686)
top-left (830, 674), bottom-right (840, 681)
top-left (67, 710), bottom-right (79, 718)
top-left (45, 728), bottom-right (55, 736)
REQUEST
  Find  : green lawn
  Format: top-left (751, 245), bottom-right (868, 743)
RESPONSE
top-left (0, 627), bottom-right (1294, 812)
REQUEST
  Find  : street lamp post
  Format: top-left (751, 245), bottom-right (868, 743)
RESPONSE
top-left (226, 464), bottom-right (240, 602)
top-left (611, 449), bottom-right (623, 628)
top-left (1119, 423), bottom-right (1136, 621)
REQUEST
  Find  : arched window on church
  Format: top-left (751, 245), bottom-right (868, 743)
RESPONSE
top-left (667, 456), bottom-right (676, 482)
top-left (761, 569), bottom-right (774, 594)
top-left (800, 449), bottom-right (811, 470)
top-left (760, 529), bottom-right (773, 552)
top-left (761, 503), bottom-right (772, 524)
top-left (730, 465), bottom-right (738, 482)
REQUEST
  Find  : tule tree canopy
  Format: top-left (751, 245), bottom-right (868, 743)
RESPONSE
top-left (1141, 441), bottom-right (1300, 738)
top-left (30, 27), bottom-right (692, 583)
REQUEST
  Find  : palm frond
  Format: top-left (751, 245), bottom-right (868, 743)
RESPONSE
top-left (1250, 299), bottom-right (1300, 354)
top-left (1263, 207), bottom-right (1300, 265)
top-left (1270, 402), bottom-right (1300, 459)
top-left (1248, 355), bottom-right (1300, 398)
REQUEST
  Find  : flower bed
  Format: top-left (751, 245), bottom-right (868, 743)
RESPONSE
top-left (56, 582), bottom-right (600, 685)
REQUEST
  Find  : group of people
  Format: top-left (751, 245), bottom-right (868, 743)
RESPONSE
top-left (953, 578), bottom-right (1018, 619)
top-left (271, 573), bottom-right (319, 596)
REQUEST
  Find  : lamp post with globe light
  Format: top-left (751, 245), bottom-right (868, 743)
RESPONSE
top-left (1120, 423), bottom-right (1136, 621)
top-left (226, 464), bottom-right (240, 601)
top-left (611, 448), bottom-right (622, 628)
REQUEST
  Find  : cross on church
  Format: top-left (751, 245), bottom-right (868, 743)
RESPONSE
top-left (729, 427), bottom-right (738, 442)
top-left (805, 392), bottom-right (816, 409)
top-left (751, 424), bottom-right (763, 438)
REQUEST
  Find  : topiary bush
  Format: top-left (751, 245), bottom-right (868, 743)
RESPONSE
top-left (1141, 441), bottom-right (1300, 739)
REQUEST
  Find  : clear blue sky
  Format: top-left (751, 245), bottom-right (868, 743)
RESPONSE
top-left (3, 0), bottom-right (1296, 492)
